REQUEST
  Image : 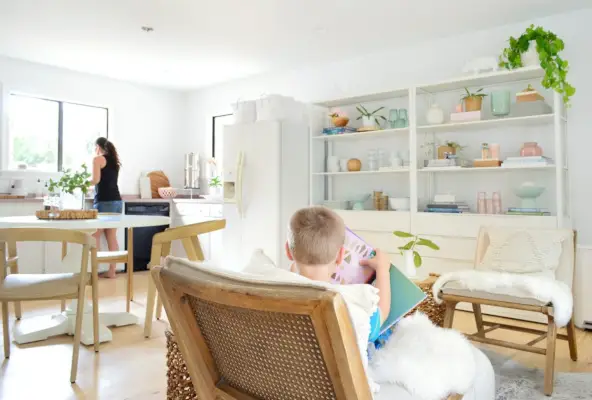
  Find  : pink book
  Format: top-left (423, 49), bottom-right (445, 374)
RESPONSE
top-left (331, 227), bottom-right (375, 284)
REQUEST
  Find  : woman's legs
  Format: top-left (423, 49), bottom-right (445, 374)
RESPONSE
top-left (104, 228), bottom-right (119, 278)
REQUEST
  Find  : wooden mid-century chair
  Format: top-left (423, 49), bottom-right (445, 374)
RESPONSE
top-left (143, 219), bottom-right (226, 338)
top-left (0, 228), bottom-right (100, 383)
top-left (439, 227), bottom-right (578, 396)
top-left (151, 258), bottom-right (466, 400)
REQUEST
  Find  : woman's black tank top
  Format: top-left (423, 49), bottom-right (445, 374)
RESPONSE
top-left (95, 155), bottom-right (121, 202)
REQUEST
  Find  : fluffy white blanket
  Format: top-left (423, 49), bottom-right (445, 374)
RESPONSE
top-left (369, 313), bottom-right (476, 400)
top-left (432, 270), bottom-right (573, 327)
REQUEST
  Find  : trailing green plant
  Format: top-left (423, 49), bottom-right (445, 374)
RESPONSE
top-left (355, 105), bottom-right (387, 126)
top-left (394, 231), bottom-right (440, 268)
top-left (460, 87), bottom-right (487, 101)
top-left (499, 24), bottom-right (575, 106)
top-left (48, 164), bottom-right (92, 195)
top-left (209, 176), bottom-right (222, 188)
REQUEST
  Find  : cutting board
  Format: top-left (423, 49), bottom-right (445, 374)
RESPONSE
top-left (147, 171), bottom-right (171, 198)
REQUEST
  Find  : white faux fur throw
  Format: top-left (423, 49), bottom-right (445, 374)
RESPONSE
top-left (432, 270), bottom-right (573, 327)
top-left (369, 313), bottom-right (476, 400)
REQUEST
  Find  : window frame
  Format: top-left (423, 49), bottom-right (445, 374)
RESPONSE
top-left (211, 113), bottom-right (233, 158)
top-left (8, 93), bottom-right (109, 172)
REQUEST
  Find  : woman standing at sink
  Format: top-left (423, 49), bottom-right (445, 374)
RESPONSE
top-left (90, 137), bottom-right (122, 278)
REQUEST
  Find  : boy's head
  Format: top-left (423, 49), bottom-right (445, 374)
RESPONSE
top-left (286, 206), bottom-right (345, 279)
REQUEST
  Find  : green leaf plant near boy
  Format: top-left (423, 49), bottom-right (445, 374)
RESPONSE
top-left (394, 231), bottom-right (440, 268)
top-left (48, 164), bottom-right (92, 195)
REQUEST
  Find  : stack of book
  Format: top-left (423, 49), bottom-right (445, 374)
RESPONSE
top-left (322, 127), bottom-right (356, 135)
top-left (506, 207), bottom-right (551, 216)
top-left (425, 202), bottom-right (470, 213)
top-left (502, 156), bottom-right (553, 168)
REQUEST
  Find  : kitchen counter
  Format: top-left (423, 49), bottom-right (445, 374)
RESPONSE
top-left (0, 195), bottom-right (223, 205)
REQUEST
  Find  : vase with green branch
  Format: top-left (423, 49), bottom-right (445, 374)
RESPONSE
top-left (356, 105), bottom-right (387, 129)
top-left (209, 176), bottom-right (222, 197)
top-left (48, 164), bottom-right (92, 210)
top-left (394, 231), bottom-right (440, 277)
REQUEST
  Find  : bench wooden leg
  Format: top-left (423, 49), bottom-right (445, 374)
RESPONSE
top-left (443, 302), bottom-right (457, 329)
top-left (566, 316), bottom-right (578, 361)
top-left (544, 315), bottom-right (557, 396)
top-left (472, 303), bottom-right (485, 337)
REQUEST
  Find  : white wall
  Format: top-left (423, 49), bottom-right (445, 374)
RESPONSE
top-left (0, 56), bottom-right (187, 194)
top-left (186, 9), bottom-right (592, 244)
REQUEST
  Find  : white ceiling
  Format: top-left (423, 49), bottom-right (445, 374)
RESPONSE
top-left (0, 0), bottom-right (589, 90)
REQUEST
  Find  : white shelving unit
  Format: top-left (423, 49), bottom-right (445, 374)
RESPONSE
top-left (309, 66), bottom-right (570, 301)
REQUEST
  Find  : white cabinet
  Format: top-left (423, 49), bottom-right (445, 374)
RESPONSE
top-left (170, 203), bottom-right (223, 262)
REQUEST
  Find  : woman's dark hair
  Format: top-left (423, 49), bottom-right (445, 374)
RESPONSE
top-left (96, 137), bottom-right (121, 171)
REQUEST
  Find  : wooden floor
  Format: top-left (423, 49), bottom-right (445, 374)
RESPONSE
top-left (1, 272), bottom-right (591, 400)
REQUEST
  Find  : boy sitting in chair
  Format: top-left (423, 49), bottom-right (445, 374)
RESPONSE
top-left (286, 206), bottom-right (392, 344)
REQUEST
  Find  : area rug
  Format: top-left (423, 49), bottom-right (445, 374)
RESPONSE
top-left (484, 349), bottom-right (592, 399)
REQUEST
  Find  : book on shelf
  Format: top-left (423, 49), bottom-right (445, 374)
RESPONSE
top-left (426, 203), bottom-right (469, 210)
top-left (328, 227), bottom-right (426, 334)
top-left (507, 207), bottom-right (549, 212)
top-left (322, 127), bottom-right (357, 135)
top-left (506, 211), bottom-right (551, 216)
top-left (425, 208), bottom-right (464, 213)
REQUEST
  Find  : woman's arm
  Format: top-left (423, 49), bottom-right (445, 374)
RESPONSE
top-left (90, 156), bottom-right (106, 185)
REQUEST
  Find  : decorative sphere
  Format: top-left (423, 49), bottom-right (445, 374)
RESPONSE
top-left (347, 158), bottom-right (362, 171)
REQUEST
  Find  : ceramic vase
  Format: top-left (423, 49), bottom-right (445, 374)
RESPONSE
top-left (491, 90), bottom-right (511, 116)
top-left (402, 250), bottom-right (416, 277)
top-left (522, 42), bottom-right (539, 67)
top-left (426, 103), bottom-right (445, 125)
top-left (520, 142), bottom-right (543, 157)
top-left (362, 116), bottom-right (375, 129)
top-left (327, 156), bottom-right (340, 173)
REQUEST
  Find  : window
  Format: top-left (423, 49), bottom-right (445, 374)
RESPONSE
top-left (8, 94), bottom-right (108, 171)
top-left (212, 113), bottom-right (233, 172)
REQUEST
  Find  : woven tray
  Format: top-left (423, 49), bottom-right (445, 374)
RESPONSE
top-left (164, 274), bottom-right (446, 399)
top-left (36, 209), bottom-right (98, 220)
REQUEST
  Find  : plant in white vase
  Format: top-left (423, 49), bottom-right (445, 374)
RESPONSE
top-left (394, 231), bottom-right (439, 277)
top-left (209, 176), bottom-right (222, 197)
top-left (356, 105), bottom-right (386, 129)
top-left (48, 164), bottom-right (92, 210)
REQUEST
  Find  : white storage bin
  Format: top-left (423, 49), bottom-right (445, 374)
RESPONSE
top-left (232, 100), bottom-right (256, 123)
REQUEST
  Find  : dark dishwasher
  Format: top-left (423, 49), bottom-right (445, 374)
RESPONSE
top-left (125, 202), bottom-right (170, 271)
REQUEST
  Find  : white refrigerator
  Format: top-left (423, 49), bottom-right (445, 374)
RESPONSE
top-left (222, 120), bottom-right (309, 270)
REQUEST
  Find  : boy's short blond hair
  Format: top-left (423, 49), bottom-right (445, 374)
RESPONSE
top-left (288, 206), bottom-right (345, 265)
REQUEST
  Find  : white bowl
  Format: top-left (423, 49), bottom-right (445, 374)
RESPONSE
top-left (388, 197), bottom-right (410, 211)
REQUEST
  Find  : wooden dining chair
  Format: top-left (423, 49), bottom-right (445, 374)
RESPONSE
top-left (0, 228), bottom-right (100, 383)
top-left (143, 219), bottom-right (226, 338)
top-left (4, 241), bottom-right (21, 320)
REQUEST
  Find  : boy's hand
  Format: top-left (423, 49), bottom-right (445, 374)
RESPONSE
top-left (360, 249), bottom-right (390, 275)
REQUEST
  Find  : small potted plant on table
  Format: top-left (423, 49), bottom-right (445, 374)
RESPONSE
top-left (394, 231), bottom-right (439, 277)
top-left (48, 164), bottom-right (92, 210)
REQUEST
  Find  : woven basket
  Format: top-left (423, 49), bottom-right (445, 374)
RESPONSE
top-left (165, 275), bottom-right (445, 399)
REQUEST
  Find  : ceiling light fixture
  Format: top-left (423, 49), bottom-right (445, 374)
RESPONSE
top-left (141, 26), bottom-right (154, 33)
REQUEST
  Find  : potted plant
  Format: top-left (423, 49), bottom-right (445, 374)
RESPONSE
top-left (329, 109), bottom-right (349, 127)
top-left (461, 87), bottom-right (487, 112)
top-left (499, 24), bottom-right (575, 106)
top-left (48, 164), bottom-right (92, 210)
top-left (437, 141), bottom-right (465, 160)
top-left (209, 176), bottom-right (222, 197)
top-left (356, 105), bottom-right (386, 129)
top-left (394, 231), bottom-right (439, 277)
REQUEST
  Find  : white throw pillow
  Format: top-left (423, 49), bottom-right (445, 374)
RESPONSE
top-left (478, 228), bottom-right (565, 274)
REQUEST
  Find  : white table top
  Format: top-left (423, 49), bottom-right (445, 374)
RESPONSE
top-left (0, 214), bottom-right (170, 229)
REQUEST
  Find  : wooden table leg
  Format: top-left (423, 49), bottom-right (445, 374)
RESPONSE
top-left (126, 228), bottom-right (134, 313)
top-left (61, 241), bottom-right (67, 312)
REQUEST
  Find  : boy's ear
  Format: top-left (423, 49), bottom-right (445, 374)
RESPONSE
top-left (285, 241), bottom-right (294, 261)
top-left (335, 246), bottom-right (345, 265)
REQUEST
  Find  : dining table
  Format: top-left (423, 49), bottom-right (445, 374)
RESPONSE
top-left (0, 213), bottom-right (170, 345)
